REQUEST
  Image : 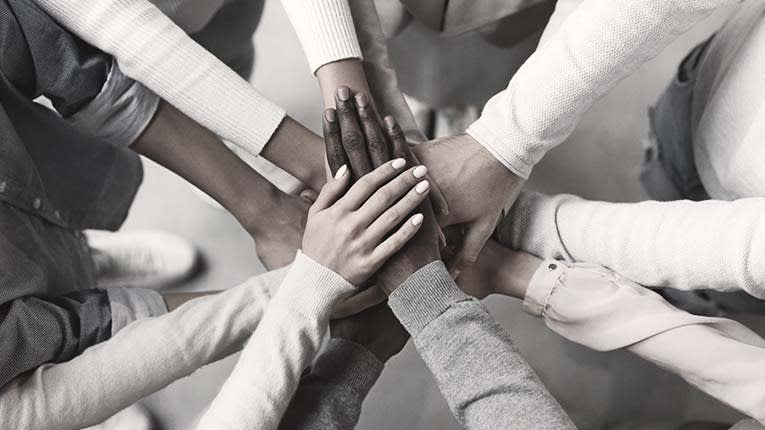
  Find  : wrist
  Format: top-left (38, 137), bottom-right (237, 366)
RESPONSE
top-left (260, 117), bottom-right (326, 192)
top-left (316, 59), bottom-right (372, 109)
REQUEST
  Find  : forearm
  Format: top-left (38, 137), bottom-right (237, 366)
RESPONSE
top-left (132, 102), bottom-right (294, 234)
top-left (389, 262), bottom-right (575, 430)
top-left (499, 191), bottom-right (765, 298)
top-left (466, 0), bottom-right (738, 178)
top-left (197, 252), bottom-right (355, 430)
top-left (524, 260), bottom-right (765, 422)
top-left (279, 338), bottom-right (383, 430)
top-left (0, 267), bottom-right (289, 430)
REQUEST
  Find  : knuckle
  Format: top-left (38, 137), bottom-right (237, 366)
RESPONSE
top-left (383, 209), bottom-right (400, 226)
top-left (342, 132), bottom-right (364, 149)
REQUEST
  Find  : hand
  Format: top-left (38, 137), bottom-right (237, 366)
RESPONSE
top-left (331, 303), bottom-right (409, 363)
top-left (322, 88), bottom-right (441, 295)
top-left (412, 135), bottom-right (525, 278)
top-left (302, 157), bottom-right (431, 286)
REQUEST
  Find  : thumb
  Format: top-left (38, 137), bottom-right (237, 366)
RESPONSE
top-left (448, 221), bottom-right (494, 279)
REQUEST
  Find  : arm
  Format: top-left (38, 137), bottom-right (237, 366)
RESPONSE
top-left (523, 259), bottom-right (765, 423)
top-left (466, 0), bottom-right (739, 179)
top-left (0, 267), bottom-right (289, 430)
top-left (32, 0), bottom-right (325, 189)
top-left (197, 156), bottom-right (431, 430)
top-left (498, 191), bottom-right (765, 299)
top-left (388, 262), bottom-right (576, 430)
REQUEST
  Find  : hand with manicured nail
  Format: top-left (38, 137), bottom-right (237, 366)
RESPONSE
top-left (302, 159), bottom-right (432, 286)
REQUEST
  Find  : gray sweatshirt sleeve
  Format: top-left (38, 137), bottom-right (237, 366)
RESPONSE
top-left (279, 338), bottom-right (384, 430)
top-left (388, 261), bottom-right (576, 430)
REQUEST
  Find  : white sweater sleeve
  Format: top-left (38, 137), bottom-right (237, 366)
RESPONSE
top-left (279, 0), bottom-right (362, 74)
top-left (0, 267), bottom-right (289, 430)
top-left (466, 0), bottom-right (741, 179)
top-left (34, 0), bottom-right (285, 158)
top-left (196, 251), bottom-right (356, 430)
top-left (501, 191), bottom-right (765, 299)
top-left (524, 260), bottom-right (765, 423)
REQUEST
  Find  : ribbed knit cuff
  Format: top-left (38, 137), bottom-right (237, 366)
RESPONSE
top-left (467, 117), bottom-right (533, 180)
top-left (281, 0), bottom-right (363, 73)
top-left (313, 338), bottom-right (384, 392)
top-left (68, 60), bottom-right (160, 148)
top-left (276, 251), bottom-right (357, 316)
top-left (388, 261), bottom-right (473, 336)
top-left (523, 260), bottom-right (566, 317)
top-left (107, 287), bottom-right (168, 335)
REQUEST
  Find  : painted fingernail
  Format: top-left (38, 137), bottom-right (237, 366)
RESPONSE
top-left (391, 158), bottom-right (406, 169)
top-left (413, 165), bottom-right (428, 178)
top-left (355, 93), bottom-right (368, 107)
top-left (411, 213), bottom-right (424, 226)
top-left (416, 180), bottom-right (430, 194)
top-left (384, 116), bottom-right (396, 128)
top-left (335, 165), bottom-right (348, 179)
top-left (324, 109), bottom-right (337, 122)
top-left (337, 86), bottom-right (350, 101)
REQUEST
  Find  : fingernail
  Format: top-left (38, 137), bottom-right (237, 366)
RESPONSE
top-left (411, 213), bottom-right (424, 226)
top-left (324, 109), bottom-right (337, 122)
top-left (355, 93), bottom-right (368, 107)
top-left (384, 116), bottom-right (396, 128)
top-left (335, 165), bottom-right (348, 179)
top-left (391, 158), bottom-right (406, 169)
top-left (413, 165), bottom-right (428, 178)
top-left (337, 87), bottom-right (350, 101)
top-left (416, 180), bottom-right (430, 194)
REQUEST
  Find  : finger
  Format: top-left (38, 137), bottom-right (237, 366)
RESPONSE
top-left (310, 164), bottom-right (350, 213)
top-left (323, 109), bottom-right (347, 177)
top-left (331, 286), bottom-right (387, 320)
top-left (299, 189), bottom-right (318, 205)
top-left (408, 147), bottom-right (450, 217)
top-left (364, 179), bottom-right (430, 244)
top-left (384, 115), bottom-right (412, 163)
top-left (356, 164), bottom-right (428, 222)
top-left (337, 158), bottom-right (408, 210)
top-left (447, 221), bottom-right (494, 279)
top-left (371, 213), bottom-right (424, 263)
top-left (355, 93), bottom-right (390, 168)
top-left (336, 87), bottom-right (373, 179)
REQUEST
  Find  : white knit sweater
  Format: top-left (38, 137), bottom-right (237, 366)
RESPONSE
top-left (33, 0), bottom-right (361, 157)
top-left (466, 0), bottom-right (742, 179)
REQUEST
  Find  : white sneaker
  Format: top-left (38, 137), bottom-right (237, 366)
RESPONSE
top-left (82, 403), bottom-right (154, 430)
top-left (86, 230), bottom-right (199, 290)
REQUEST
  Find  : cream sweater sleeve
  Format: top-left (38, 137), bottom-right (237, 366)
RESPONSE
top-left (500, 191), bottom-right (765, 299)
top-left (34, 0), bottom-right (285, 158)
top-left (279, 0), bottom-right (362, 74)
top-left (196, 251), bottom-right (356, 430)
top-left (0, 268), bottom-right (289, 430)
top-left (466, 0), bottom-right (741, 179)
top-left (525, 260), bottom-right (765, 423)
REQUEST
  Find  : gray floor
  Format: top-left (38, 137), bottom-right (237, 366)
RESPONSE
top-left (121, 2), bottom-right (760, 429)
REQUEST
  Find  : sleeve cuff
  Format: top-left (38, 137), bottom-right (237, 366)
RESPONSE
top-left (467, 117), bottom-right (533, 180)
top-left (388, 261), bottom-right (473, 336)
top-left (276, 251), bottom-right (357, 316)
top-left (523, 259), bottom-right (566, 317)
top-left (313, 338), bottom-right (384, 392)
top-left (107, 287), bottom-right (168, 335)
top-left (280, 0), bottom-right (363, 73)
top-left (67, 60), bottom-right (161, 148)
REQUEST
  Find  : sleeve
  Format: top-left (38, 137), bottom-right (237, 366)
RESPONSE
top-left (278, 0), bottom-right (362, 74)
top-left (0, 267), bottom-right (289, 430)
top-left (388, 261), bottom-right (576, 430)
top-left (0, 289), bottom-right (112, 389)
top-left (465, 0), bottom-right (740, 179)
top-left (279, 338), bottom-right (384, 430)
top-left (33, 0), bottom-right (286, 158)
top-left (524, 260), bottom-right (765, 423)
top-left (498, 191), bottom-right (765, 299)
top-left (195, 251), bottom-right (356, 430)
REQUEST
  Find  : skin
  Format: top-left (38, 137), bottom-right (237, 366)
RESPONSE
top-left (132, 101), bottom-right (310, 270)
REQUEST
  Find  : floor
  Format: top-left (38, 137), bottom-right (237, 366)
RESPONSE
top-left (121, 2), bottom-right (757, 429)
